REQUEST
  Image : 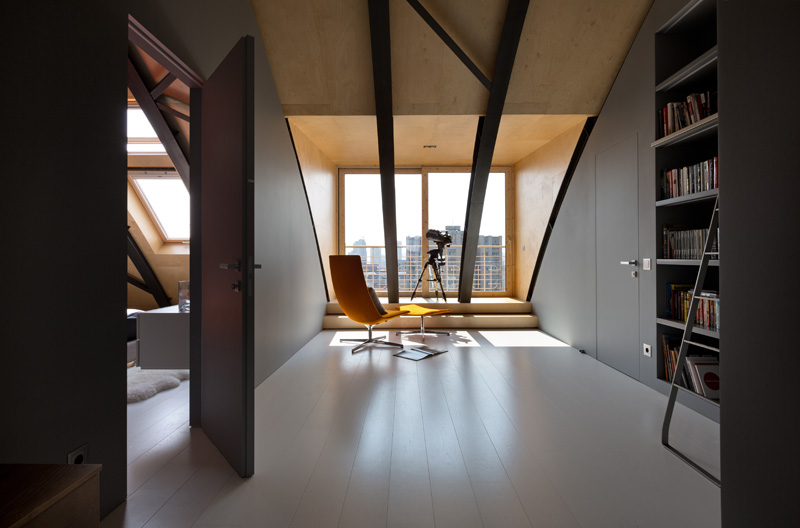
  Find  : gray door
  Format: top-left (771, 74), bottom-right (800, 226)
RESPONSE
top-left (200, 36), bottom-right (254, 477)
top-left (596, 134), bottom-right (639, 379)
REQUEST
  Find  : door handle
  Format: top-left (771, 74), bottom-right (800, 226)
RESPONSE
top-left (619, 260), bottom-right (638, 266)
top-left (220, 261), bottom-right (241, 271)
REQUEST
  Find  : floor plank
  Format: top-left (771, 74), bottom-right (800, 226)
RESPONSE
top-left (103, 330), bottom-right (721, 528)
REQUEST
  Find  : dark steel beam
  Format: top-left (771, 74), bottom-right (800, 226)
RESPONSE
top-left (368, 0), bottom-right (400, 303)
top-left (127, 274), bottom-right (150, 293)
top-left (458, 0), bottom-right (529, 303)
top-left (128, 14), bottom-right (204, 89)
top-left (150, 72), bottom-right (177, 99)
top-left (527, 117), bottom-right (596, 301)
top-left (405, 0), bottom-right (491, 91)
top-left (127, 230), bottom-right (171, 307)
top-left (157, 102), bottom-right (190, 122)
top-left (128, 57), bottom-right (190, 187)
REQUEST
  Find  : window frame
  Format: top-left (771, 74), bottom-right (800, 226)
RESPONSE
top-left (129, 171), bottom-right (190, 243)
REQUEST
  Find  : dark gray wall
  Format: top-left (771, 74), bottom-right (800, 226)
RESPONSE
top-left (0, 1), bottom-right (128, 517)
top-left (533, 0), bottom-right (680, 392)
top-left (128, 0), bottom-right (328, 385)
top-left (718, 2), bottom-right (800, 525)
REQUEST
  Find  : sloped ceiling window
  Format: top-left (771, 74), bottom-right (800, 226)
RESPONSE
top-left (127, 106), bottom-right (166, 154)
top-left (130, 172), bottom-right (190, 241)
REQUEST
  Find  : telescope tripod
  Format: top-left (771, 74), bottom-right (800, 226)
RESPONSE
top-left (410, 252), bottom-right (447, 302)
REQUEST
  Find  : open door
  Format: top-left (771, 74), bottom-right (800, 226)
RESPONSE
top-left (199, 36), bottom-right (254, 477)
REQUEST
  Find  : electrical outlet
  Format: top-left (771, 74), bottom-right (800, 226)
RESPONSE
top-left (643, 343), bottom-right (652, 357)
top-left (68, 443), bottom-right (88, 464)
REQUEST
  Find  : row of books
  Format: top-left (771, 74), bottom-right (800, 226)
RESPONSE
top-left (662, 334), bottom-right (720, 400)
top-left (658, 91), bottom-right (717, 137)
top-left (662, 226), bottom-right (719, 260)
top-left (659, 156), bottom-right (718, 200)
top-left (665, 284), bottom-right (720, 331)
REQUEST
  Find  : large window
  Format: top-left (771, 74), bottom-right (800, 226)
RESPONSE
top-left (342, 171), bottom-right (421, 290)
top-left (340, 168), bottom-right (511, 295)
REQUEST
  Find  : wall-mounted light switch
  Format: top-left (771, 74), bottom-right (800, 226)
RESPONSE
top-left (643, 258), bottom-right (651, 271)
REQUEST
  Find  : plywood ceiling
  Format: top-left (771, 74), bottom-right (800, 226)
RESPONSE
top-left (252, 0), bottom-right (652, 165)
top-left (289, 114), bottom-right (590, 166)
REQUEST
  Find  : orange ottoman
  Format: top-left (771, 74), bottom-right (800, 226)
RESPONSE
top-left (395, 304), bottom-right (452, 341)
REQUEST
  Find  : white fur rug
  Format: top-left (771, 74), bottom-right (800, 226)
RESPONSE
top-left (127, 367), bottom-right (190, 403)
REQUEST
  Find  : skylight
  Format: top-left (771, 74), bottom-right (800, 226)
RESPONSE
top-left (127, 107), bottom-right (166, 154)
top-left (130, 173), bottom-right (190, 241)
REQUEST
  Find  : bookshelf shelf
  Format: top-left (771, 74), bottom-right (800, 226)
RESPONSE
top-left (657, 317), bottom-right (719, 339)
top-left (656, 46), bottom-right (718, 93)
top-left (657, 258), bottom-right (719, 267)
top-left (655, 0), bottom-right (721, 486)
top-left (656, 188), bottom-right (718, 207)
top-left (651, 113), bottom-right (718, 148)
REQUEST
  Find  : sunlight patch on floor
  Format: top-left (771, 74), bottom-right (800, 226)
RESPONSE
top-left (479, 330), bottom-right (570, 348)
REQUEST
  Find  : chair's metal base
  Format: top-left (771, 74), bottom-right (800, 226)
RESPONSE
top-left (342, 325), bottom-right (404, 354)
top-left (395, 316), bottom-right (451, 342)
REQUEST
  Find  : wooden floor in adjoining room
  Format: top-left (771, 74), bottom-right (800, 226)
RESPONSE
top-left (103, 329), bottom-right (721, 528)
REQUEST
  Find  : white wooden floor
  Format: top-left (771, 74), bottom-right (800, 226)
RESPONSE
top-left (103, 329), bottom-right (720, 528)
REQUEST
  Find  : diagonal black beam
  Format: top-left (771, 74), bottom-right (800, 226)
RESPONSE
top-left (458, 0), bottom-right (529, 303)
top-left (368, 0), bottom-right (400, 303)
top-left (127, 230), bottom-right (171, 307)
top-left (128, 15), bottom-right (204, 89)
top-left (127, 274), bottom-right (151, 293)
top-left (157, 102), bottom-right (190, 122)
top-left (128, 57), bottom-right (190, 188)
top-left (150, 72), bottom-right (177, 99)
top-left (406, 0), bottom-right (491, 91)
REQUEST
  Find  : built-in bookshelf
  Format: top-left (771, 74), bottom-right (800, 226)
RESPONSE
top-left (654, 0), bottom-right (719, 405)
top-left (654, 0), bottom-right (720, 485)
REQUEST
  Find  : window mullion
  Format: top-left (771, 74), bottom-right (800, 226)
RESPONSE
top-left (421, 169), bottom-right (430, 297)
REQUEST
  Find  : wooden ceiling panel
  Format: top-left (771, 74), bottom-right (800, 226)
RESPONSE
top-left (494, 114), bottom-right (590, 165)
top-left (289, 114), bottom-right (591, 167)
top-left (288, 115), bottom-right (378, 166)
top-left (251, 0), bottom-right (652, 116)
top-left (254, 0), bottom-right (374, 114)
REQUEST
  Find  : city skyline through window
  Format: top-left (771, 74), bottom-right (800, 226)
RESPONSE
top-left (342, 170), bottom-right (508, 294)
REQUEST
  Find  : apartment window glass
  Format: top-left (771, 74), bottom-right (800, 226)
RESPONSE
top-left (341, 168), bottom-right (509, 295)
top-left (427, 171), bottom-right (506, 293)
top-left (343, 172), bottom-right (421, 291)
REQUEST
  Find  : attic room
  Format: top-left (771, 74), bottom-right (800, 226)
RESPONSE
top-left (1, 0), bottom-right (798, 527)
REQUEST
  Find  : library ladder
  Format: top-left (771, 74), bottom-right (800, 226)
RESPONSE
top-left (661, 194), bottom-right (721, 487)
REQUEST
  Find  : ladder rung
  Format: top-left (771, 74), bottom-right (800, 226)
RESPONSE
top-left (684, 340), bottom-right (720, 353)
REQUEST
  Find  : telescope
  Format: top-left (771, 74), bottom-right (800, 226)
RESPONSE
top-left (425, 228), bottom-right (452, 260)
top-left (410, 229), bottom-right (452, 301)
